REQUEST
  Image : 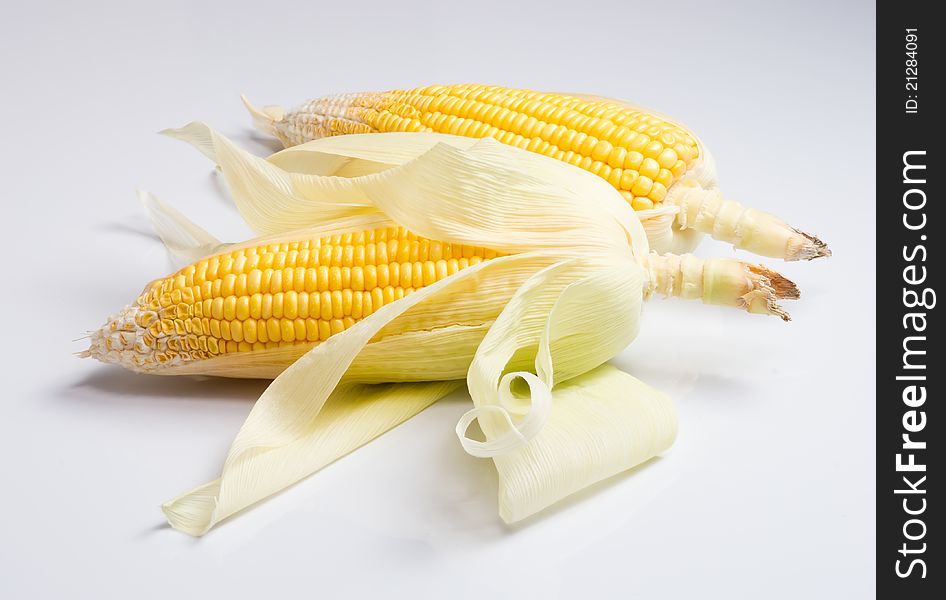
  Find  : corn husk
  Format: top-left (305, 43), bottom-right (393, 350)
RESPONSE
top-left (147, 126), bottom-right (677, 534)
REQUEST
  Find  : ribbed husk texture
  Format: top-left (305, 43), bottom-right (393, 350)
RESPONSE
top-left (149, 126), bottom-right (677, 535)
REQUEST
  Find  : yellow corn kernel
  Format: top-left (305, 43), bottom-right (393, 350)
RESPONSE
top-left (243, 319), bottom-right (258, 344)
top-left (265, 318), bottom-right (281, 342)
top-left (317, 319), bottom-right (331, 341)
top-left (639, 158), bottom-right (660, 180)
top-left (297, 291), bottom-right (309, 319)
top-left (284, 290), bottom-right (298, 319)
top-left (280, 319), bottom-right (295, 342)
top-left (223, 296), bottom-right (237, 321)
top-left (210, 297), bottom-right (224, 320)
top-left (331, 290), bottom-right (344, 319)
top-left (230, 320), bottom-right (244, 343)
top-left (631, 175), bottom-right (654, 197)
top-left (235, 296), bottom-right (250, 321)
top-left (293, 318), bottom-right (306, 341)
top-left (305, 318), bottom-right (319, 342)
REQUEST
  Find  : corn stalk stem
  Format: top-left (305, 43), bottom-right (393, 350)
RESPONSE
top-left (665, 182), bottom-right (830, 261)
top-left (646, 253), bottom-right (799, 321)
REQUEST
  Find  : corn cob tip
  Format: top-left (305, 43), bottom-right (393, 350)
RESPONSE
top-left (241, 94), bottom-right (284, 137)
top-left (787, 228), bottom-right (831, 261)
top-left (83, 305), bottom-right (154, 372)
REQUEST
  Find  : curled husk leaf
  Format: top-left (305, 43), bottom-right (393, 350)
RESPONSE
top-left (145, 126), bottom-right (677, 534)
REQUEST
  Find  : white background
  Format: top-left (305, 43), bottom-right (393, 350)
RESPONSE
top-left (1, 1), bottom-right (875, 597)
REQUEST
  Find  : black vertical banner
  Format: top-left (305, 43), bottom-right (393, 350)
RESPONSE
top-left (877, 1), bottom-right (941, 597)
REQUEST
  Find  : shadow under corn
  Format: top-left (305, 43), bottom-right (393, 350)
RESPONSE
top-left (66, 365), bottom-right (268, 406)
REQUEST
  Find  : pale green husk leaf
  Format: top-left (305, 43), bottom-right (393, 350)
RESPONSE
top-left (157, 126), bottom-right (676, 534)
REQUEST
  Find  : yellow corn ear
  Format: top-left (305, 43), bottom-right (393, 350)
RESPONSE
top-left (85, 225), bottom-right (500, 373)
top-left (256, 84), bottom-right (697, 211)
top-left (246, 85), bottom-right (830, 261)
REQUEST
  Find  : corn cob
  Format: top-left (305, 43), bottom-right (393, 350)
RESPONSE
top-left (86, 226), bottom-right (501, 374)
top-left (245, 84), bottom-right (829, 261)
top-left (85, 127), bottom-right (801, 536)
top-left (85, 224), bottom-right (797, 377)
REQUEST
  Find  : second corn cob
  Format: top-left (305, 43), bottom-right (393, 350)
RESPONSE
top-left (245, 84), bottom-right (830, 261)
